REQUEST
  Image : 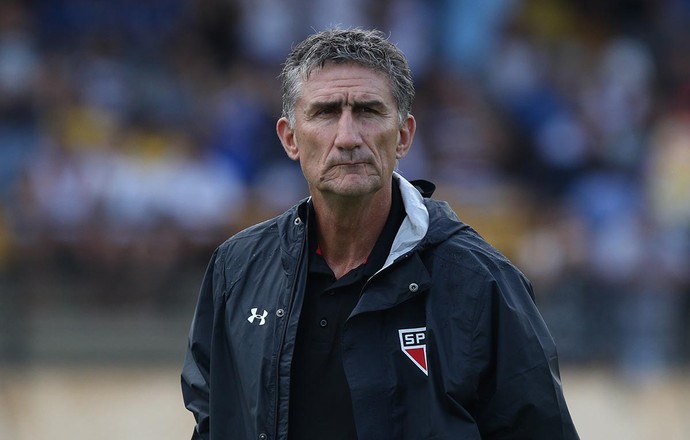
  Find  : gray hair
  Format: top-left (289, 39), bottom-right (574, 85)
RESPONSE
top-left (280, 28), bottom-right (415, 127)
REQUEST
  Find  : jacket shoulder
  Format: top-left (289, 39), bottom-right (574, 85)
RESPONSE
top-left (449, 227), bottom-right (518, 274)
top-left (425, 199), bottom-right (522, 279)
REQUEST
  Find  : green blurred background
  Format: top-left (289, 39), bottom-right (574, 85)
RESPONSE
top-left (0, 0), bottom-right (688, 438)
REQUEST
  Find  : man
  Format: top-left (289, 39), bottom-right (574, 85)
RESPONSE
top-left (181, 28), bottom-right (579, 440)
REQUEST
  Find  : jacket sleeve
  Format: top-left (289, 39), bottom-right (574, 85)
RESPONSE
top-left (471, 268), bottom-right (579, 440)
top-left (181, 250), bottom-right (219, 440)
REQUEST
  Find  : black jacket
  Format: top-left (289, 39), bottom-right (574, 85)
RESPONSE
top-left (181, 174), bottom-right (579, 440)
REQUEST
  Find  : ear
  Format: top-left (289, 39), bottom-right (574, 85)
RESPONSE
top-left (395, 115), bottom-right (416, 160)
top-left (277, 117), bottom-right (299, 161)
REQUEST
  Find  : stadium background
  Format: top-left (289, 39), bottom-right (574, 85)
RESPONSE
top-left (0, 0), bottom-right (688, 438)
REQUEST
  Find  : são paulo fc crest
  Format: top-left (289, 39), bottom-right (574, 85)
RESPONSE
top-left (398, 327), bottom-right (428, 376)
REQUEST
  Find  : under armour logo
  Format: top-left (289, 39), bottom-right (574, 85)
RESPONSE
top-left (248, 308), bottom-right (268, 326)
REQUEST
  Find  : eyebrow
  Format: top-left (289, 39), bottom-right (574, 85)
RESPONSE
top-left (306, 98), bottom-right (387, 113)
top-left (352, 99), bottom-right (387, 110)
top-left (307, 100), bottom-right (341, 113)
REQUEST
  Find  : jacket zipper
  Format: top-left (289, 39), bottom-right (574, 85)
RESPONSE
top-left (271, 219), bottom-right (307, 440)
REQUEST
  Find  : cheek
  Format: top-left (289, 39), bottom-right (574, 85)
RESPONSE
top-left (298, 143), bottom-right (325, 177)
top-left (293, 133), bottom-right (316, 162)
top-left (373, 130), bottom-right (401, 160)
top-left (304, 147), bottom-right (324, 166)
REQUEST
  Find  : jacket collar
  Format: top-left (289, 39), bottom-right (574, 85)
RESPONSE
top-left (382, 172), bottom-right (430, 269)
top-left (278, 172), bottom-right (464, 264)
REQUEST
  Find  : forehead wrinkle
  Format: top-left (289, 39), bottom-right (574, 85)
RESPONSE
top-left (304, 66), bottom-right (391, 93)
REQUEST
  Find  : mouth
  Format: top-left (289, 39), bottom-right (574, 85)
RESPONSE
top-left (334, 161), bottom-right (367, 166)
top-left (330, 158), bottom-right (372, 166)
top-left (322, 161), bottom-right (374, 181)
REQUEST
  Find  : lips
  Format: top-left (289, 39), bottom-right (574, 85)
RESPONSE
top-left (327, 156), bottom-right (373, 167)
top-left (334, 161), bottom-right (368, 166)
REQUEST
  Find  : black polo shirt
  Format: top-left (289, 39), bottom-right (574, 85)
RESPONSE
top-left (288, 183), bottom-right (406, 440)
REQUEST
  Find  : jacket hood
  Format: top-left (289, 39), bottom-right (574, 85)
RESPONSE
top-left (392, 172), bottom-right (469, 258)
top-left (421, 197), bottom-right (469, 247)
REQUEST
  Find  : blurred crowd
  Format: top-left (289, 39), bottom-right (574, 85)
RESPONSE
top-left (0, 0), bottom-right (688, 374)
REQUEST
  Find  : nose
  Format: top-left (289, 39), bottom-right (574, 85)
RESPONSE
top-left (333, 109), bottom-right (362, 150)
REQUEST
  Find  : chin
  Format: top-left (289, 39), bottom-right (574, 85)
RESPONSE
top-left (329, 176), bottom-right (383, 197)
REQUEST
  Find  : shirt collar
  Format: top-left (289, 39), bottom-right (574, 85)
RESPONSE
top-left (307, 180), bottom-right (406, 279)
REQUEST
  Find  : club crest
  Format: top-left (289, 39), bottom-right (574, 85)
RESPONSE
top-left (398, 327), bottom-right (428, 376)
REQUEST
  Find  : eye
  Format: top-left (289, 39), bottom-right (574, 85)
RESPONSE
top-left (313, 105), bottom-right (339, 117)
top-left (357, 106), bottom-right (377, 114)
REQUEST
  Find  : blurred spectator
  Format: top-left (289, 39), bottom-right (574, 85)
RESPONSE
top-left (0, 0), bottom-right (687, 374)
top-left (0, 0), bottom-right (40, 197)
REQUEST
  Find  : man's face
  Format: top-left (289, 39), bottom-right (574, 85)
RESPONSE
top-left (277, 62), bottom-right (415, 200)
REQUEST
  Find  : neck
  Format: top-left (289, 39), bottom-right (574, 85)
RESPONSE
top-left (311, 187), bottom-right (392, 279)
